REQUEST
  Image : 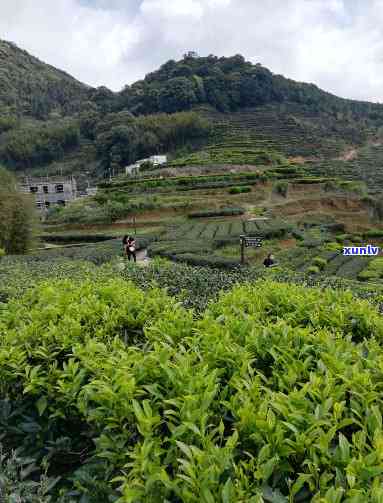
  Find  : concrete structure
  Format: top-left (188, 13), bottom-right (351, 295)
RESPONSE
top-left (125, 155), bottom-right (167, 176)
top-left (19, 176), bottom-right (77, 211)
top-left (86, 186), bottom-right (98, 196)
top-left (150, 155), bottom-right (167, 166)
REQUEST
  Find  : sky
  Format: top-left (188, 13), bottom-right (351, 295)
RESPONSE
top-left (1, 0), bottom-right (383, 102)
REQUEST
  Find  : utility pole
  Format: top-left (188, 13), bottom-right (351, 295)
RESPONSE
top-left (240, 235), bottom-right (245, 265)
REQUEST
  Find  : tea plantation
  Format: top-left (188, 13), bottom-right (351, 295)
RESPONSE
top-left (197, 104), bottom-right (355, 160)
top-left (1, 268), bottom-right (383, 502)
top-left (308, 143), bottom-right (383, 193)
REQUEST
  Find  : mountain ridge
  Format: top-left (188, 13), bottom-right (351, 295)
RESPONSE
top-left (0, 39), bottom-right (92, 118)
top-left (2, 39), bottom-right (383, 188)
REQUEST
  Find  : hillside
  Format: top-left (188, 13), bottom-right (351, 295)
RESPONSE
top-left (119, 53), bottom-right (383, 123)
top-left (2, 44), bottom-right (383, 188)
top-left (0, 39), bottom-right (92, 119)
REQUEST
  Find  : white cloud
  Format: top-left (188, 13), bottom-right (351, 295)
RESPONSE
top-left (1, 0), bottom-right (383, 102)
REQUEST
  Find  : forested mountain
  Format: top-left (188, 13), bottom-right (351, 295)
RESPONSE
top-left (2, 41), bottom-right (383, 180)
top-left (118, 53), bottom-right (383, 121)
top-left (0, 39), bottom-right (91, 119)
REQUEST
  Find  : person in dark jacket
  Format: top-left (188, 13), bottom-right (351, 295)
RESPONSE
top-left (122, 235), bottom-right (129, 256)
top-left (263, 253), bottom-right (276, 268)
top-left (126, 236), bottom-right (137, 262)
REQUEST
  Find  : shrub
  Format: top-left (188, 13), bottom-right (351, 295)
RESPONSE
top-left (0, 167), bottom-right (38, 253)
top-left (2, 280), bottom-right (383, 499)
top-left (292, 229), bottom-right (304, 240)
top-left (364, 229), bottom-right (383, 238)
top-left (324, 241), bottom-right (343, 252)
top-left (312, 256), bottom-right (327, 270)
top-left (229, 185), bottom-right (252, 194)
top-left (0, 444), bottom-right (58, 502)
top-left (188, 207), bottom-right (245, 218)
top-left (273, 180), bottom-right (288, 197)
top-left (336, 233), bottom-right (353, 243)
top-left (358, 257), bottom-right (383, 281)
top-left (307, 265), bottom-right (320, 274)
top-left (41, 234), bottom-right (116, 244)
top-left (322, 222), bottom-right (346, 233)
top-left (172, 252), bottom-right (240, 269)
top-left (262, 222), bottom-right (293, 239)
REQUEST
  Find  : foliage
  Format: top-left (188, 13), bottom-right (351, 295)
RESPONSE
top-left (188, 207), bottom-right (245, 218)
top-left (40, 233), bottom-right (117, 244)
top-left (0, 166), bottom-right (38, 253)
top-left (1, 279), bottom-right (383, 501)
top-left (273, 180), bottom-right (289, 197)
top-left (119, 53), bottom-right (383, 125)
top-left (229, 185), bottom-right (252, 194)
top-left (0, 39), bottom-right (90, 118)
top-left (358, 257), bottom-right (383, 281)
top-left (364, 229), bottom-right (383, 238)
top-left (0, 444), bottom-right (59, 502)
top-left (169, 146), bottom-right (286, 167)
top-left (312, 256), bottom-right (327, 270)
top-left (95, 111), bottom-right (211, 174)
top-left (311, 144), bottom-right (383, 193)
top-left (0, 119), bottom-right (80, 170)
top-left (4, 42), bottom-right (383, 184)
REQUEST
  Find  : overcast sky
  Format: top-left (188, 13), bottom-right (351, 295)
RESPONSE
top-left (1, 0), bottom-right (382, 102)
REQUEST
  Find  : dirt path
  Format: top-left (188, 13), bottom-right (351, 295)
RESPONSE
top-left (117, 248), bottom-right (150, 270)
top-left (337, 147), bottom-right (358, 161)
top-left (136, 248), bottom-right (150, 264)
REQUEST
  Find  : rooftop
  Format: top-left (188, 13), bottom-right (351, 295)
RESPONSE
top-left (20, 176), bottom-right (76, 185)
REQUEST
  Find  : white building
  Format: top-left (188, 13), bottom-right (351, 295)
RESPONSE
top-left (150, 155), bottom-right (167, 166)
top-left (19, 176), bottom-right (77, 211)
top-left (125, 155), bottom-right (167, 176)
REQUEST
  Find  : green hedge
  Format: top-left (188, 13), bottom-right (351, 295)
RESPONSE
top-left (171, 252), bottom-right (240, 269)
top-left (40, 234), bottom-right (116, 244)
top-left (188, 207), bottom-right (245, 218)
top-left (364, 229), bottom-right (383, 238)
top-left (229, 185), bottom-right (252, 194)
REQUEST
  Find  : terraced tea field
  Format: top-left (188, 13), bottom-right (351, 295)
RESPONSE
top-left (197, 104), bottom-right (352, 160)
top-left (164, 220), bottom-right (246, 241)
top-left (309, 143), bottom-right (383, 193)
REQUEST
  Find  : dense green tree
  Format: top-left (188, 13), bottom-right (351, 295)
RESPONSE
top-left (0, 120), bottom-right (80, 170)
top-left (94, 111), bottom-right (211, 173)
top-left (0, 167), bottom-right (37, 254)
top-left (158, 77), bottom-right (197, 113)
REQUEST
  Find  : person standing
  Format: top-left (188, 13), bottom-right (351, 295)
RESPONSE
top-left (263, 253), bottom-right (276, 268)
top-left (122, 235), bottom-right (129, 257)
top-left (127, 236), bottom-right (137, 262)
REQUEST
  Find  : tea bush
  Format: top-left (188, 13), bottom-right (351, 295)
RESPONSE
top-left (358, 257), bottom-right (383, 281)
top-left (312, 257), bottom-right (327, 270)
top-left (364, 229), bottom-right (383, 238)
top-left (228, 186), bottom-right (252, 194)
top-left (0, 444), bottom-right (59, 502)
top-left (188, 207), bottom-right (245, 218)
top-left (1, 279), bottom-right (383, 501)
top-left (273, 180), bottom-right (289, 197)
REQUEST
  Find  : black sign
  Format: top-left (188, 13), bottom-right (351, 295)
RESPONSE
top-left (241, 236), bottom-right (263, 248)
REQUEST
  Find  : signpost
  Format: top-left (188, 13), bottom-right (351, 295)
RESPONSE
top-left (240, 235), bottom-right (263, 265)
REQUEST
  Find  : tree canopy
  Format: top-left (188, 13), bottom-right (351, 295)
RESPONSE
top-left (0, 167), bottom-right (37, 253)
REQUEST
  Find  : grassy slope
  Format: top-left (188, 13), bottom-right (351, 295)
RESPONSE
top-left (0, 39), bottom-right (90, 117)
